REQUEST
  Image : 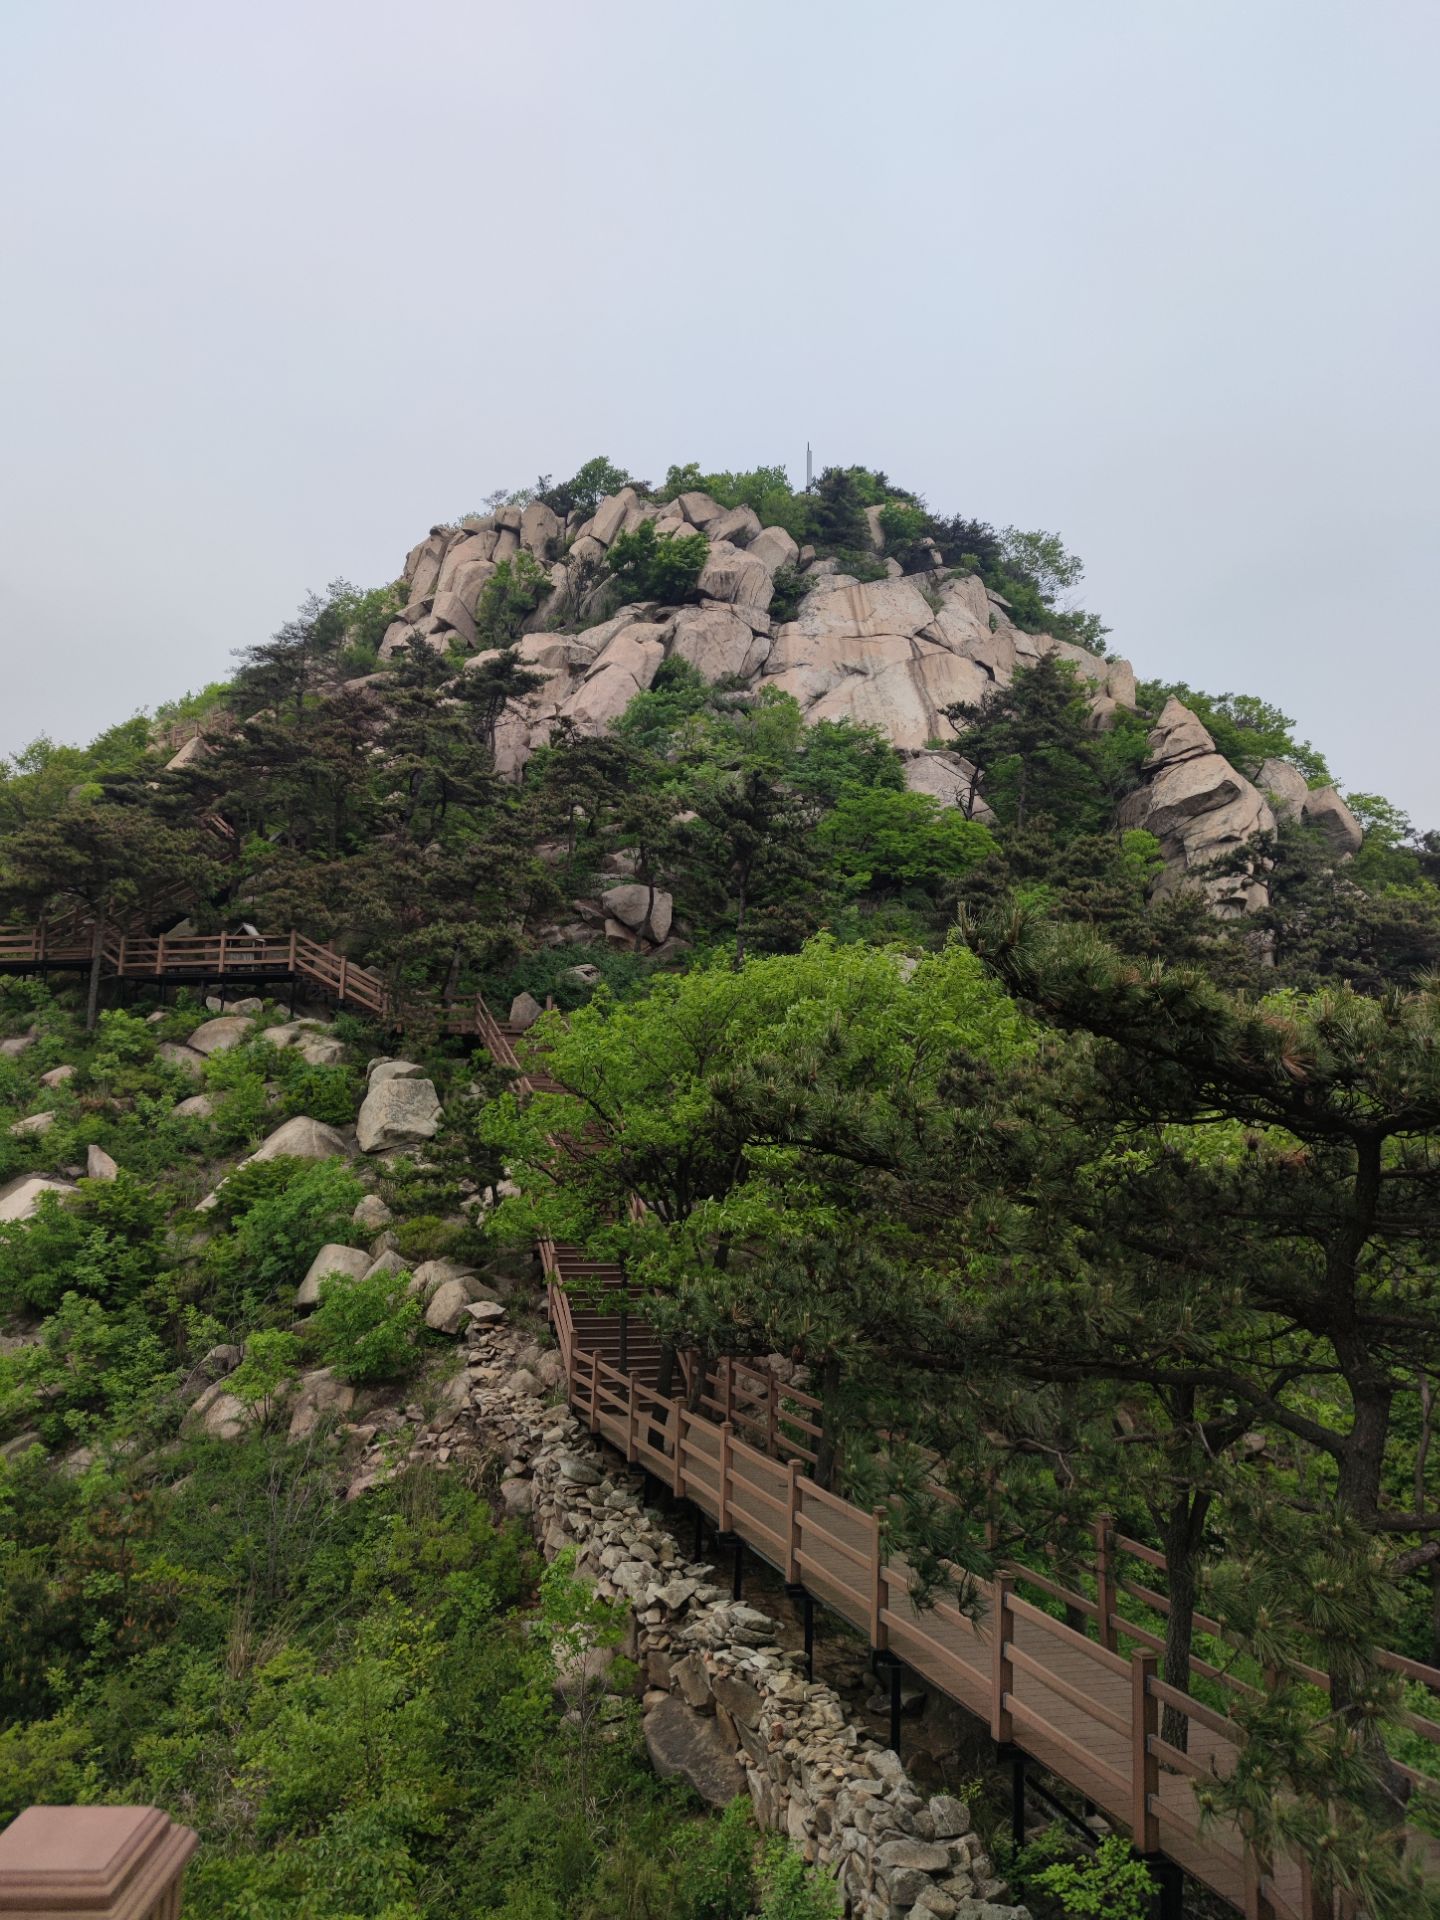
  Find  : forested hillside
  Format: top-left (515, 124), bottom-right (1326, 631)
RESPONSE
top-left (3, 455), bottom-right (1440, 1919)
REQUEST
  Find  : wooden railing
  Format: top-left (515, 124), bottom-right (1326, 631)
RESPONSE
top-left (0, 921), bottom-right (501, 1034)
top-left (550, 1276), bottom-right (1435, 1918)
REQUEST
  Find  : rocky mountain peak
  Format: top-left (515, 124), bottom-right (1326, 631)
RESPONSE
top-left (372, 484), bottom-right (1354, 919)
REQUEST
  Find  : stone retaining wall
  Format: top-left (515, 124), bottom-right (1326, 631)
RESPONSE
top-left (457, 1317), bottom-right (1027, 1920)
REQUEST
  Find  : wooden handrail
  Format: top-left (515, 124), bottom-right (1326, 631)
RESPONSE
top-left (547, 1236), bottom-right (1440, 1918)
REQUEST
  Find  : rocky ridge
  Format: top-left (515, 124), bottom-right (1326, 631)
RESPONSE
top-left (370, 488), bottom-right (1361, 918)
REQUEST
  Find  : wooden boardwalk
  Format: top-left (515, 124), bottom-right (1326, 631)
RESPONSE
top-left (485, 1008), bottom-right (1440, 1920)
top-left (7, 919), bottom-right (1437, 1913)
top-left (0, 925), bottom-right (496, 1035)
top-left (550, 1272), bottom-right (1310, 1918)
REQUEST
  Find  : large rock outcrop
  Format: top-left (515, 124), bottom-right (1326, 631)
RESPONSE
top-left (0, 1174), bottom-right (75, 1223)
top-left (369, 487), bottom-right (1354, 917)
top-left (356, 1073), bottom-right (442, 1154)
top-left (1118, 698), bottom-right (1276, 915)
top-left (399, 503), bottom-right (1140, 795)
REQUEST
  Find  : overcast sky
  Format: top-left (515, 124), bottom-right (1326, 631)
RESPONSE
top-left (2, 1), bottom-right (1436, 820)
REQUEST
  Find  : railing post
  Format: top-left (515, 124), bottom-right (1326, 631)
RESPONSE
top-left (589, 1358), bottom-right (600, 1434)
top-left (0, 1805), bottom-right (198, 1916)
top-left (871, 1506), bottom-right (889, 1651)
top-left (786, 1458), bottom-right (802, 1586)
top-left (991, 1573), bottom-right (1014, 1743)
top-left (1131, 1650), bottom-right (1160, 1855)
top-left (723, 1359), bottom-right (734, 1427)
top-left (218, 930), bottom-right (227, 973)
top-left (288, 930), bottom-right (297, 972)
top-left (339, 956), bottom-right (348, 1002)
top-left (1243, 1845), bottom-right (1278, 1920)
top-left (717, 1422), bottom-right (732, 1534)
top-left (768, 1371), bottom-right (778, 1457)
top-left (670, 1400), bottom-right (685, 1499)
top-left (155, 935), bottom-right (164, 976)
top-left (626, 1374), bottom-right (638, 1463)
top-left (117, 935), bottom-right (127, 973)
top-left (1095, 1513), bottom-right (1117, 1651)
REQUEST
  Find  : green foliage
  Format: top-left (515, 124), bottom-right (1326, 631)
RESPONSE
top-left (606, 520), bottom-right (709, 604)
top-left (614, 656), bottom-right (714, 754)
top-left (1030, 1836), bottom-right (1155, 1918)
top-left (661, 463), bottom-right (810, 541)
top-left (476, 552), bottom-right (552, 647)
top-left (767, 564), bottom-right (808, 623)
top-left (947, 653), bottom-right (1138, 834)
top-left (0, 1175), bottom-right (170, 1313)
top-left (538, 455), bottom-right (633, 519)
top-left (674, 1798), bottom-right (757, 1919)
top-left (310, 1268), bottom-right (426, 1384)
top-left (209, 1158), bottom-right (364, 1295)
top-left (756, 1842), bottom-right (842, 1920)
top-left (878, 499), bottom-right (927, 548)
top-left (816, 788), bottom-right (995, 895)
top-left (999, 528), bottom-right (1087, 599)
top-left (1, 1292), bottom-right (177, 1445)
top-left (227, 1328), bottom-right (302, 1426)
top-left (786, 721), bottom-right (906, 804)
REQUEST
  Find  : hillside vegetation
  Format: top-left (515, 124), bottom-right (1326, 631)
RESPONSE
top-left (4, 455), bottom-right (1440, 1919)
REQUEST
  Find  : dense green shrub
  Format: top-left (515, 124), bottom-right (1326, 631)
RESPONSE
top-left (816, 788), bottom-right (996, 895)
top-left (392, 1213), bottom-right (467, 1263)
top-left (757, 1840), bottom-right (843, 1920)
top-left (0, 1175), bottom-right (170, 1313)
top-left (605, 521), bottom-right (709, 603)
top-left (226, 1328), bottom-right (301, 1427)
top-left (1, 1291), bottom-right (176, 1446)
top-left (309, 1268), bottom-right (426, 1384)
top-left (675, 1797), bottom-right (758, 1918)
top-left (878, 499), bottom-right (927, 548)
top-left (476, 552), bottom-right (552, 646)
top-left (209, 1158), bottom-right (363, 1294)
top-left (1029, 1835), bottom-right (1156, 1918)
top-left (767, 565), bottom-right (808, 623)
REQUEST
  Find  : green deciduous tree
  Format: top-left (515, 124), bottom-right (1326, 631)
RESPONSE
top-left (604, 521), bottom-right (709, 604)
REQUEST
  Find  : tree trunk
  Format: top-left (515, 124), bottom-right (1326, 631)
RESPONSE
top-left (1160, 1488), bottom-right (1209, 1753)
top-left (441, 943), bottom-right (463, 1006)
top-left (814, 1355), bottom-right (842, 1492)
top-left (85, 920), bottom-right (105, 1033)
top-left (686, 1349), bottom-right (712, 1415)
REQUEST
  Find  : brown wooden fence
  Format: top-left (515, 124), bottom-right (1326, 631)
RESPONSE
top-left (552, 1270), bottom-right (1420, 1920)
top-left (0, 922), bottom-right (504, 1033)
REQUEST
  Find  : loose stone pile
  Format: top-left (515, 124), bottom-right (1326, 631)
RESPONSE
top-left (386, 1310), bottom-right (1028, 1920)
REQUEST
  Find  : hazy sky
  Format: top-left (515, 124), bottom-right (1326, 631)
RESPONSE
top-left (2, 1), bottom-right (1437, 820)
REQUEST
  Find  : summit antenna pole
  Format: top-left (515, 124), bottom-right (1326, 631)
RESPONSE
top-left (805, 442), bottom-right (813, 491)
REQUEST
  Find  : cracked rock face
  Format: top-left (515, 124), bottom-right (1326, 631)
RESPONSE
top-left (387, 493), bottom-right (1132, 830)
top-left (380, 490), bottom-right (1351, 921)
top-left (1118, 697), bottom-right (1278, 916)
